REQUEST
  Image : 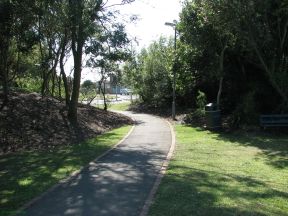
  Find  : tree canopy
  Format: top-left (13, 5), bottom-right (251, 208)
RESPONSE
top-left (123, 0), bottom-right (288, 126)
top-left (0, 0), bottom-right (134, 122)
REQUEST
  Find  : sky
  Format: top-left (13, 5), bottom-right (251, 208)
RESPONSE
top-left (118, 0), bottom-right (182, 49)
top-left (81, 0), bottom-right (183, 82)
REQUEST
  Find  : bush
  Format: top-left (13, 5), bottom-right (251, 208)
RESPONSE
top-left (184, 90), bottom-right (206, 126)
top-left (196, 90), bottom-right (207, 111)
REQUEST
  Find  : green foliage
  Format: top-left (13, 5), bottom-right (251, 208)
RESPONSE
top-left (79, 80), bottom-right (97, 103)
top-left (176, 0), bottom-right (288, 120)
top-left (123, 37), bottom-right (173, 107)
top-left (184, 90), bottom-right (206, 125)
top-left (0, 0), bottom-right (39, 95)
top-left (195, 90), bottom-right (207, 118)
top-left (17, 77), bottom-right (42, 93)
top-left (0, 0), bottom-right (134, 119)
top-left (196, 90), bottom-right (206, 111)
top-left (81, 80), bottom-right (95, 90)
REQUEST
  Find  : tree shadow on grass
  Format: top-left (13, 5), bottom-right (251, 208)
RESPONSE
top-left (184, 125), bottom-right (288, 169)
top-left (16, 139), bottom-right (170, 216)
top-left (214, 131), bottom-right (288, 169)
top-left (0, 132), bottom-right (121, 215)
top-left (150, 164), bottom-right (288, 216)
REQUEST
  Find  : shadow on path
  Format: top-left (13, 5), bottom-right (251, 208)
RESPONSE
top-left (21, 113), bottom-right (172, 216)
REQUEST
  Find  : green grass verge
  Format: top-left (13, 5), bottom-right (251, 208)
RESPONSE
top-left (94, 102), bottom-right (131, 111)
top-left (0, 125), bottom-right (132, 216)
top-left (108, 102), bottom-right (131, 111)
top-left (149, 125), bottom-right (288, 216)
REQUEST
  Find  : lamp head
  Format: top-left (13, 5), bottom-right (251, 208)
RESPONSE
top-left (165, 22), bottom-right (176, 27)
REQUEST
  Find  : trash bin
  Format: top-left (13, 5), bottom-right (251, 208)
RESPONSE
top-left (205, 103), bottom-right (221, 129)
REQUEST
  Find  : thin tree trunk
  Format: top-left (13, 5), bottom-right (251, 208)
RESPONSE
top-left (248, 26), bottom-right (288, 106)
top-left (60, 62), bottom-right (70, 106)
top-left (253, 42), bottom-right (288, 105)
top-left (0, 65), bottom-right (9, 111)
top-left (217, 77), bottom-right (223, 108)
top-left (0, 36), bottom-right (10, 110)
top-left (51, 70), bottom-right (56, 96)
top-left (216, 45), bottom-right (227, 107)
top-left (98, 73), bottom-right (107, 111)
top-left (87, 94), bottom-right (97, 106)
top-left (100, 79), bottom-right (107, 111)
top-left (59, 30), bottom-right (70, 106)
top-left (103, 81), bottom-right (107, 110)
top-left (58, 75), bottom-right (62, 99)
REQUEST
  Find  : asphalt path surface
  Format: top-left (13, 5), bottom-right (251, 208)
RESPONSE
top-left (20, 112), bottom-right (172, 216)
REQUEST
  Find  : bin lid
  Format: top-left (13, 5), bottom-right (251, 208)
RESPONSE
top-left (205, 103), bottom-right (218, 111)
top-left (206, 103), bottom-right (214, 107)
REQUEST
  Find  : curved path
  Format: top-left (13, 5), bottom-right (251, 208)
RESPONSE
top-left (21, 112), bottom-right (173, 216)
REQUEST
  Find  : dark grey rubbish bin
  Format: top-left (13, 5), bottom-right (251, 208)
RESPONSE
top-left (205, 103), bottom-right (221, 129)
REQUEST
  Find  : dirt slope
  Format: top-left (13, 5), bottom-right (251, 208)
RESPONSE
top-left (0, 92), bottom-right (133, 154)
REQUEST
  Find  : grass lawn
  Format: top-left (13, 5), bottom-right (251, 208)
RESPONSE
top-left (0, 125), bottom-right (132, 216)
top-left (108, 102), bottom-right (131, 111)
top-left (149, 125), bottom-right (288, 216)
top-left (94, 102), bottom-right (131, 111)
top-left (79, 93), bottom-right (117, 104)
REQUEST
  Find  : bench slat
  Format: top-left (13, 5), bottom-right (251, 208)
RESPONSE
top-left (260, 114), bottom-right (288, 127)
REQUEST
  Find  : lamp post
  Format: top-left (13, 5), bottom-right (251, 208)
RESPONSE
top-left (165, 20), bottom-right (177, 120)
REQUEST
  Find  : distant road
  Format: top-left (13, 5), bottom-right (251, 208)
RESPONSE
top-left (90, 94), bottom-right (139, 105)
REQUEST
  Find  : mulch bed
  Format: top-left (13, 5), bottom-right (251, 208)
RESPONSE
top-left (0, 91), bottom-right (133, 154)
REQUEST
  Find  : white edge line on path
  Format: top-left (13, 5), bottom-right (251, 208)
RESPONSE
top-left (139, 120), bottom-right (176, 216)
top-left (14, 124), bottom-right (136, 216)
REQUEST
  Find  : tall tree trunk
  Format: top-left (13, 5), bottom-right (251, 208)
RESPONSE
top-left (0, 63), bottom-right (9, 111)
top-left (51, 69), bottom-right (56, 96)
top-left (0, 37), bottom-right (9, 109)
top-left (68, 0), bottom-right (84, 122)
top-left (0, 1), bottom-right (13, 110)
top-left (58, 75), bottom-right (62, 99)
top-left (99, 74), bottom-right (107, 111)
top-left (41, 71), bottom-right (48, 96)
top-left (60, 61), bottom-right (70, 106)
top-left (216, 77), bottom-right (223, 107)
top-left (68, 50), bottom-right (83, 121)
top-left (59, 30), bottom-right (70, 107)
top-left (103, 80), bottom-right (107, 111)
top-left (216, 45), bottom-right (227, 107)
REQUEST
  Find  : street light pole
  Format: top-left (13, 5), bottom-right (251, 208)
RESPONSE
top-left (165, 20), bottom-right (177, 120)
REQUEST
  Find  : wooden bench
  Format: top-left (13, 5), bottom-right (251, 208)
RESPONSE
top-left (260, 114), bottom-right (288, 128)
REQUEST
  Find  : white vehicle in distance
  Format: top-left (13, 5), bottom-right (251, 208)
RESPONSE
top-left (120, 88), bottom-right (132, 95)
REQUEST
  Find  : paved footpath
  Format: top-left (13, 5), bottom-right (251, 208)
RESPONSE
top-left (20, 112), bottom-right (172, 216)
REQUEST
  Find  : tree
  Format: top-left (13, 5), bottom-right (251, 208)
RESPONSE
top-left (35, 0), bottom-right (69, 97)
top-left (0, 0), bottom-right (38, 109)
top-left (85, 16), bottom-right (131, 110)
top-left (123, 37), bottom-right (174, 107)
top-left (179, 0), bottom-right (236, 108)
top-left (235, 0), bottom-right (288, 110)
top-left (0, 0), bottom-right (135, 120)
top-left (176, 0), bottom-right (288, 125)
top-left (67, 0), bottom-right (134, 122)
top-left (80, 80), bottom-right (96, 105)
